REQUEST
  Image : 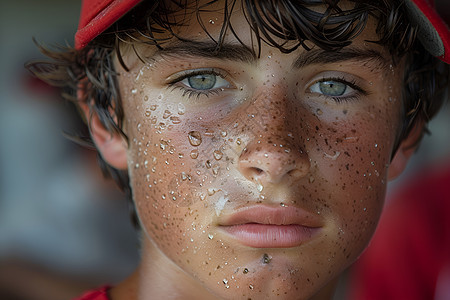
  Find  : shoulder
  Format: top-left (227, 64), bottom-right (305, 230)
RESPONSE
top-left (73, 286), bottom-right (111, 300)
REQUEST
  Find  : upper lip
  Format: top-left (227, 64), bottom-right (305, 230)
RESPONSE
top-left (217, 204), bottom-right (323, 227)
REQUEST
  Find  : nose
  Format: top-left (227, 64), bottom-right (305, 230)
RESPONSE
top-left (238, 139), bottom-right (310, 185)
top-left (237, 91), bottom-right (310, 185)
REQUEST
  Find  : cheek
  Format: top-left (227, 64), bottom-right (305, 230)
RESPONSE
top-left (304, 100), bottom-right (399, 262)
top-left (123, 92), bottom-right (237, 265)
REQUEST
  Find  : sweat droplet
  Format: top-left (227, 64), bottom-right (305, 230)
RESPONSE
top-left (243, 268), bottom-right (249, 274)
top-left (188, 131), bottom-right (202, 146)
top-left (257, 184), bottom-right (263, 192)
top-left (177, 103), bottom-right (186, 115)
top-left (262, 253), bottom-right (272, 264)
top-left (205, 160), bottom-right (212, 169)
top-left (170, 116), bottom-right (181, 124)
top-left (316, 108), bottom-right (323, 116)
top-left (190, 149), bottom-right (199, 159)
top-left (212, 165), bottom-right (220, 175)
top-left (213, 150), bottom-right (223, 160)
top-left (208, 233), bottom-right (214, 240)
top-left (131, 88), bottom-right (137, 94)
top-left (150, 104), bottom-right (157, 111)
top-left (181, 172), bottom-right (190, 181)
top-left (160, 140), bottom-right (168, 150)
top-left (163, 110), bottom-right (172, 119)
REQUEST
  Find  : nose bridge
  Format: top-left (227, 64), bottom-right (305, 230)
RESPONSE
top-left (238, 86), bottom-right (310, 185)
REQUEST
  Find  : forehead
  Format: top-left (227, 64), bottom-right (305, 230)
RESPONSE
top-left (125, 0), bottom-right (389, 57)
top-left (121, 0), bottom-right (393, 72)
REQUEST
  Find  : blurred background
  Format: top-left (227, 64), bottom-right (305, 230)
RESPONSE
top-left (0, 1), bottom-right (139, 300)
top-left (0, 1), bottom-right (448, 300)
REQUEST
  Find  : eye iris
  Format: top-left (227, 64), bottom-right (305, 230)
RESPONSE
top-left (188, 74), bottom-right (216, 90)
top-left (319, 81), bottom-right (346, 96)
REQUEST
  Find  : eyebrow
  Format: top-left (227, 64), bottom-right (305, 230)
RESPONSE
top-left (153, 40), bottom-right (256, 64)
top-left (292, 47), bottom-right (390, 69)
top-left (151, 40), bottom-right (390, 69)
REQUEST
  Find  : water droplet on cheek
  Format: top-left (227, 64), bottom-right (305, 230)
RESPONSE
top-left (188, 131), bottom-right (202, 146)
top-left (205, 160), bottom-right (212, 169)
top-left (190, 149), bottom-right (199, 159)
top-left (170, 116), bottom-right (181, 124)
top-left (163, 110), bottom-right (172, 119)
top-left (177, 103), bottom-right (186, 115)
top-left (213, 150), bottom-right (223, 160)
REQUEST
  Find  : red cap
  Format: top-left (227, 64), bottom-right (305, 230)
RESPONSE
top-left (75, 0), bottom-right (450, 63)
top-left (75, 0), bottom-right (143, 50)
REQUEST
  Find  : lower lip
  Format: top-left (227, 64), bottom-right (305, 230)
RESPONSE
top-left (221, 224), bottom-right (320, 248)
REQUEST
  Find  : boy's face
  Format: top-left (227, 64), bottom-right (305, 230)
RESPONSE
top-left (113, 1), bottom-right (404, 298)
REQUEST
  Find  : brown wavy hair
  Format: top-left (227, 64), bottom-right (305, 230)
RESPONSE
top-left (27, 0), bottom-right (450, 227)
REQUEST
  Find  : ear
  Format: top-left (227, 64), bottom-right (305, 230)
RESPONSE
top-left (387, 123), bottom-right (424, 180)
top-left (78, 90), bottom-right (128, 171)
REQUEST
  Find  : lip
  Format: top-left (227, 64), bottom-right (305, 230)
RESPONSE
top-left (218, 205), bottom-right (322, 248)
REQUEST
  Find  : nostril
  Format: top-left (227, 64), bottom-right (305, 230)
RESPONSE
top-left (287, 165), bottom-right (309, 178)
top-left (248, 167), bottom-right (264, 181)
top-left (253, 167), bottom-right (264, 175)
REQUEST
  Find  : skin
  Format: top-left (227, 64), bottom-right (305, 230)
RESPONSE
top-left (87, 1), bottom-right (418, 299)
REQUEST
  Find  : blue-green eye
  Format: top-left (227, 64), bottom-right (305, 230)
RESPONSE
top-left (187, 74), bottom-right (217, 90)
top-left (178, 71), bottom-right (230, 92)
top-left (318, 81), bottom-right (347, 96)
top-left (309, 79), bottom-right (359, 99)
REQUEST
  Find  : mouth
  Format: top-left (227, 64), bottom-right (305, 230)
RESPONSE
top-left (218, 204), bottom-right (323, 248)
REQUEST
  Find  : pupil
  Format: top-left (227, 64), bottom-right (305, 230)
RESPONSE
top-left (319, 81), bottom-right (346, 96)
top-left (188, 74), bottom-right (216, 90)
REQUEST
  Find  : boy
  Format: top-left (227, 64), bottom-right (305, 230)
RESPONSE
top-left (28, 0), bottom-right (450, 299)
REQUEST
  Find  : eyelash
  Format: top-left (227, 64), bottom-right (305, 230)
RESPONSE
top-left (167, 69), bottom-right (230, 99)
top-left (312, 76), bottom-right (368, 103)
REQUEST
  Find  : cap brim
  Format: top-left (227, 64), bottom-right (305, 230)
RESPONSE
top-left (75, 0), bottom-right (143, 49)
top-left (408, 0), bottom-right (450, 63)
